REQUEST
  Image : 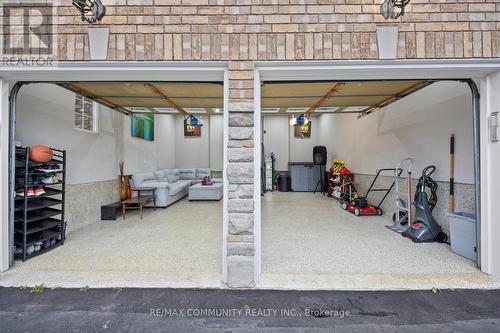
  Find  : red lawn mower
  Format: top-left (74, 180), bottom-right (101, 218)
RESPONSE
top-left (342, 168), bottom-right (402, 216)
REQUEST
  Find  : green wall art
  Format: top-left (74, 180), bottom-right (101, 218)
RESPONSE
top-left (131, 114), bottom-right (155, 141)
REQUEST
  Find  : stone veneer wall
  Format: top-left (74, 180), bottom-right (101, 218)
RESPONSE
top-left (353, 173), bottom-right (475, 235)
top-left (226, 108), bottom-right (255, 287)
top-left (65, 180), bottom-right (120, 235)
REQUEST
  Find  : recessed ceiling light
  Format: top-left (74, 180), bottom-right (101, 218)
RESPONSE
top-left (315, 107), bottom-right (340, 113)
top-left (287, 107), bottom-right (308, 113)
top-left (213, 108), bottom-right (221, 113)
top-left (185, 108), bottom-right (206, 114)
top-left (154, 107), bottom-right (177, 113)
top-left (342, 106), bottom-right (370, 112)
top-left (128, 107), bottom-right (149, 112)
top-left (262, 108), bottom-right (280, 113)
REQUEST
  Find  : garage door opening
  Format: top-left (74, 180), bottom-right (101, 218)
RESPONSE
top-left (4, 80), bottom-right (225, 288)
top-left (258, 79), bottom-right (498, 290)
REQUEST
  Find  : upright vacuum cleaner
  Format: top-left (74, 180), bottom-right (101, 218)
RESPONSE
top-left (402, 166), bottom-right (448, 243)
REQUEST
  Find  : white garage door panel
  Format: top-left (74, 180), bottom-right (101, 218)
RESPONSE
top-left (482, 70), bottom-right (500, 278)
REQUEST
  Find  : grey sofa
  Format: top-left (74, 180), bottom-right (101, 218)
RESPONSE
top-left (130, 168), bottom-right (222, 207)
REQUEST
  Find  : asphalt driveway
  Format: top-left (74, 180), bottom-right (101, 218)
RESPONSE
top-left (1, 287), bottom-right (500, 332)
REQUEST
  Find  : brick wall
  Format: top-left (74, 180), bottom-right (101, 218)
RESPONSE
top-left (54, 0), bottom-right (500, 62)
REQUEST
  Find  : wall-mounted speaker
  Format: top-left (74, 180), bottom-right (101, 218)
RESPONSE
top-left (313, 146), bottom-right (327, 165)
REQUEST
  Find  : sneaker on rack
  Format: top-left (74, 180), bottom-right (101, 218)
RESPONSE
top-left (27, 175), bottom-right (36, 186)
top-left (51, 164), bottom-right (63, 172)
top-left (27, 189), bottom-right (35, 197)
top-left (15, 188), bottom-right (25, 197)
top-left (35, 164), bottom-right (63, 173)
top-left (26, 245), bottom-right (35, 255)
top-left (34, 187), bottom-right (46, 196)
top-left (41, 175), bottom-right (58, 184)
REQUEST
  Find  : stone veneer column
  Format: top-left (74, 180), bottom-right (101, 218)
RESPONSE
top-left (226, 63), bottom-right (256, 288)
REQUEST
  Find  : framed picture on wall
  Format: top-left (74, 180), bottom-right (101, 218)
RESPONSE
top-left (294, 121), bottom-right (311, 138)
top-left (184, 119), bottom-right (202, 137)
top-left (131, 114), bottom-right (154, 141)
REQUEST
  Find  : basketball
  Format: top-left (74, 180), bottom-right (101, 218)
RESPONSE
top-left (29, 145), bottom-right (53, 163)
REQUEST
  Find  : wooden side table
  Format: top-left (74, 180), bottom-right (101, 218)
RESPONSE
top-left (121, 187), bottom-right (157, 220)
top-left (132, 187), bottom-right (157, 201)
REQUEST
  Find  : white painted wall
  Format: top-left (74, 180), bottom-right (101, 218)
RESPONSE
top-left (156, 114), bottom-right (177, 169)
top-left (210, 115), bottom-right (223, 171)
top-left (16, 84), bottom-right (221, 182)
top-left (317, 81), bottom-right (474, 183)
top-left (122, 114), bottom-right (177, 174)
top-left (260, 82), bottom-right (473, 183)
top-left (289, 116), bottom-right (319, 164)
top-left (262, 115), bottom-right (319, 171)
top-left (173, 115), bottom-right (223, 171)
top-left (174, 115), bottom-right (210, 168)
top-left (16, 84), bottom-right (123, 184)
top-left (263, 116), bottom-right (289, 171)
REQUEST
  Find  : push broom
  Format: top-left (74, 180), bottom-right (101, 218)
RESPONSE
top-left (449, 134), bottom-right (455, 213)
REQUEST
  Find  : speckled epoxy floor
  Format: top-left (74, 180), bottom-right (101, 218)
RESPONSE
top-left (259, 192), bottom-right (500, 290)
top-left (2, 192), bottom-right (498, 290)
top-left (1, 198), bottom-right (223, 288)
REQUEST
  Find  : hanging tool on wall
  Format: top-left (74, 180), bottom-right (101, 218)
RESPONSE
top-left (449, 133), bottom-right (455, 212)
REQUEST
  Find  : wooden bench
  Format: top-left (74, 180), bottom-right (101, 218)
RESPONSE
top-left (101, 202), bottom-right (122, 220)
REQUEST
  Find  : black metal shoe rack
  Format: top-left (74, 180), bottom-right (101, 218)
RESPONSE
top-left (14, 146), bottom-right (66, 261)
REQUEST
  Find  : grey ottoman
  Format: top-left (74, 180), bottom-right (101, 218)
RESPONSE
top-left (189, 183), bottom-right (223, 201)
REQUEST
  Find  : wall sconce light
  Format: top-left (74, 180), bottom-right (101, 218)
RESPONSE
top-left (489, 112), bottom-right (499, 142)
top-left (290, 114), bottom-right (309, 127)
top-left (72, 0), bottom-right (106, 24)
top-left (380, 0), bottom-right (411, 20)
top-left (185, 114), bottom-right (204, 127)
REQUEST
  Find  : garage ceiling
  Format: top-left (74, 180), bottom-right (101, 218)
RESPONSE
top-left (261, 80), bottom-right (433, 116)
top-left (60, 82), bottom-right (224, 116)
top-left (59, 80), bottom-right (432, 118)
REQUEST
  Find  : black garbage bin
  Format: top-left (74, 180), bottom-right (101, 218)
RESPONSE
top-left (279, 174), bottom-right (291, 192)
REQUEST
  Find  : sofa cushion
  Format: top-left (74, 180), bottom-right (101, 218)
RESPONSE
top-left (196, 168), bottom-right (211, 180)
top-left (132, 172), bottom-right (155, 187)
top-left (165, 169), bottom-right (180, 183)
top-left (154, 170), bottom-right (166, 180)
top-left (168, 180), bottom-right (192, 195)
top-left (136, 181), bottom-right (169, 189)
top-left (179, 168), bottom-right (196, 180)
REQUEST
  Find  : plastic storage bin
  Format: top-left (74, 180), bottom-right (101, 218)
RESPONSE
top-left (279, 174), bottom-right (291, 192)
top-left (446, 212), bottom-right (477, 262)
